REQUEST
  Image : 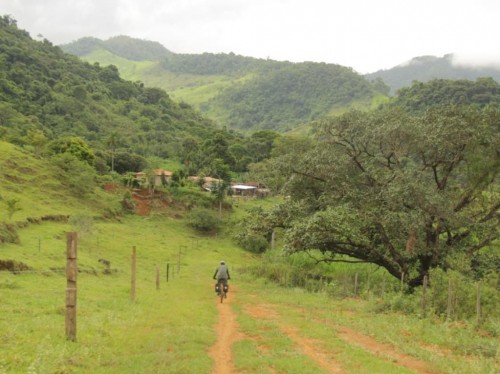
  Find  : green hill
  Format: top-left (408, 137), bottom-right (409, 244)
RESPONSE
top-left (384, 77), bottom-right (500, 112)
top-left (366, 54), bottom-right (500, 94)
top-left (0, 16), bottom-right (217, 162)
top-left (61, 36), bottom-right (388, 132)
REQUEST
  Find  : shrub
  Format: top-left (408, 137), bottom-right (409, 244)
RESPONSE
top-left (187, 208), bottom-right (221, 233)
top-left (234, 232), bottom-right (268, 253)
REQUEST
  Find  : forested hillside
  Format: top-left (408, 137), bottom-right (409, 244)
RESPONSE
top-left (0, 16), bottom-right (215, 158)
top-left (386, 77), bottom-right (500, 112)
top-left (62, 36), bottom-right (388, 132)
top-left (366, 54), bottom-right (500, 94)
top-left (0, 16), bottom-right (280, 176)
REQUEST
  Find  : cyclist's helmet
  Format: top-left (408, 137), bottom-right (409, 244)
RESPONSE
top-left (220, 260), bottom-right (225, 265)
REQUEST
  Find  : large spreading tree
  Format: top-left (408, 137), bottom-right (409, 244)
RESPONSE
top-left (247, 106), bottom-right (499, 287)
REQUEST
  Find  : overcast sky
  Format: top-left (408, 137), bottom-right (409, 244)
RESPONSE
top-left (1, 0), bottom-right (499, 73)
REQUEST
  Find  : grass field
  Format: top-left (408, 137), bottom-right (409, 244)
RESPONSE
top-left (1, 209), bottom-right (498, 373)
top-left (0, 142), bottom-right (498, 373)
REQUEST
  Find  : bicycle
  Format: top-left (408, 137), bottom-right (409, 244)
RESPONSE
top-left (216, 279), bottom-right (228, 303)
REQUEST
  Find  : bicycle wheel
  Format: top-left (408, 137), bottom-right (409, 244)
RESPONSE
top-left (219, 281), bottom-right (224, 303)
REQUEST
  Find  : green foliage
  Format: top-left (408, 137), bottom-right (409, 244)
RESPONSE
top-left (4, 197), bottom-right (21, 220)
top-left (234, 232), bottom-right (268, 253)
top-left (47, 136), bottom-right (95, 165)
top-left (51, 153), bottom-right (97, 196)
top-left (0, 16), bottom-right (219, 166)
top-left (186, 207), bottom-right (221, 233)
top-left (243, 105), bottom-right (499, 288)
top-left (64, 35), bottom-right (386, 133)
top-left (161, 51), bottom-right (268, 75)
top-left (168, 186), bottom-right (214, 210)
top-left (216, 62), bottom-right (377, 131)
top-left (120, 190), bottom-right (135, 213)
top-left (112, 151), bottom-right (148, 173)
top-left (388, 78), bottom-right (500, 112)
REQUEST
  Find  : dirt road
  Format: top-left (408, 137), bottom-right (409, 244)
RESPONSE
top-left (208, 289), bottom-right (437, 374)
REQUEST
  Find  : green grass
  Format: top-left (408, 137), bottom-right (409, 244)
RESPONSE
top-left (2, 209), bottom-right (499, 373)
top-left (82, 49), bottom-right (157, 82)
top-left (1, 142), bottom-right (498, 373)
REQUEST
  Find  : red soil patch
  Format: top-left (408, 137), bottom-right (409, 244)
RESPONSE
top-left (132, 190), bottom-right (150, 216)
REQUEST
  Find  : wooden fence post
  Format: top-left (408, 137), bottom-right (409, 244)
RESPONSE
top-left (131, 246), bottom-right (136, 303)
top-left (271, 230), bottom-right (276, 251)
top-left (476, 282), bottom-right (481, 325)
top-left (354, 273), bottom-right (359, 296)
top-left (166, 263), bottom-right (169, 282)
top-left (177, 248), bottom-right (181, 273)
top-left (156, 266), bottom-right (160, 290)
top-left (65, 232), bottom-right (77, 341)
top-left (400, 272), bottom-right (405, 292)
top-left (447, 278), bottom-right (453, 321)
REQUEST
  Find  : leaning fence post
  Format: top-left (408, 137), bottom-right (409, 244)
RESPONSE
top-left (131, 246), bottom-right (136, 303)
top-left (65, 232), bottom-right (77, 341)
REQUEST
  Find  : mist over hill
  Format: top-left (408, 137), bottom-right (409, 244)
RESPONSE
top-left (366, 54), bottom-right (500, 94)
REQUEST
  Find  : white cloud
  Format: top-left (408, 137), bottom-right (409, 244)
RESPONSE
top-left (1, 0), bottom-right (499, 73)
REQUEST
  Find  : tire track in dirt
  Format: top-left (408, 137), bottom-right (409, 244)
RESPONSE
top-left (335, 326), bottom-right (437, 374)
top-left (291, 305), bottom-right (438, 374)
top-left (244, 303), bottom-right (344, 373)
top-left (209, 286), bottom-right (244, 374)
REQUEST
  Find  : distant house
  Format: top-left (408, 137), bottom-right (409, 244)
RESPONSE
top-left (188, 176), bottom-right (223, 191)
top-left (135, 169), bottom-right (173, 187)
top-left (231, 184), bottom-right (257, 196)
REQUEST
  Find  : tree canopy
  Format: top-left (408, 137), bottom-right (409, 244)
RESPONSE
top-left (246, 105), bottom-right (499, 287)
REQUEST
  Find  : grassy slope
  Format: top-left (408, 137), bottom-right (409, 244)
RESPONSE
top-left (1, 142), bottom-right (497, 373)
top-left (79, 51), bottom-right (382, 131)
top-left (0, 142), bottom-right (118, 222)
top-left (81, 50), bottom-right (239, 123)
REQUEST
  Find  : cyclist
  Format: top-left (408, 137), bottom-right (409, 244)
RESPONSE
top-left (213, 260), bottom-right (230, 296)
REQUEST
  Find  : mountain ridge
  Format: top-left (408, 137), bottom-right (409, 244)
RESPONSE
top-left (61, 35), bottom-right (388, 132)
top-left (367, 53), bottom-right (500, 94)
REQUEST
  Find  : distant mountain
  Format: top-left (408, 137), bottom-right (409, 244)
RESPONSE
top-left (63, 35), bottom-right (174, 61)
top-left (61, 36), bottom-right (389, 132)
top-left (366, 54), bottom-right (500, 94)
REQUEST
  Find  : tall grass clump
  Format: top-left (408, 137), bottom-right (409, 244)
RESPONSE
top-left (243, 249), bottom-right (397, 297)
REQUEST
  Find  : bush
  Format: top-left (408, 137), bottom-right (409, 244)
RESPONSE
top-left (187, 208), bottom-right (221, 233)
top-left (234, 232), bottom-right (268, 253)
